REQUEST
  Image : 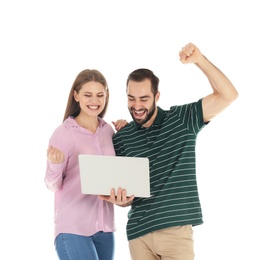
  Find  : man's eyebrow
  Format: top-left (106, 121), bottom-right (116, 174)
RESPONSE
top-left (127, 94), bottom-right (150, 98)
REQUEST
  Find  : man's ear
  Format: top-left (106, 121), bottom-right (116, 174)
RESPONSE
top-left (155, 91), bottom-right (160, 102)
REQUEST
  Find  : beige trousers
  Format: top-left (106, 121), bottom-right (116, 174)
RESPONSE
top-left (129, 225), bottom-right (194, 260)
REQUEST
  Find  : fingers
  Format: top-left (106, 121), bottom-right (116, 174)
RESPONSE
top-left (180, 42), bottom-right (195, 55)
top-left (179, 42), bottom-right (196, 64)
top-left (116, 188), bottom-right (129, 203)
top-left (113, 188), bottom-right (132, 205)
top-left (112, 119), bottom-right (128, 131)
top-left (47, 145), bottom-right (65, 164)
top-left (98, 188), bottom-right (134, 206)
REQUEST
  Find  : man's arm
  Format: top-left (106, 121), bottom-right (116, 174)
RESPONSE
top-left (179, 43), bottom-right (239, 122)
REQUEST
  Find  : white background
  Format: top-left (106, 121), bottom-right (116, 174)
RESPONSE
top-left (1, 1), bottom-right (273, 259)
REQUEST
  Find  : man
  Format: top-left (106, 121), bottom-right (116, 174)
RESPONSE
top-left (101, 42), bottom-right (239, 259)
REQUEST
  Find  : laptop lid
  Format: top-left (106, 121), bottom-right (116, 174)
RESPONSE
top-left (78, 154), bottom-right (151, 198)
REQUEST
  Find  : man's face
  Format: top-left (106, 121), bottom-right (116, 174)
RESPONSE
top-left (127, 79), bottom-right (159, 127)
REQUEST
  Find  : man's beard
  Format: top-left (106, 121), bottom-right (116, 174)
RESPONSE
top-left (129, 101), bottom-right (156, 126)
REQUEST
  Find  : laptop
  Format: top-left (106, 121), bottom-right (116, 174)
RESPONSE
top-left (78, 154), bottom-right (151, 198)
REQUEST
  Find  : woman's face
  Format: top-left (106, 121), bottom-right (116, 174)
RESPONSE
top-left (74, 81), bottom-right (107, 117)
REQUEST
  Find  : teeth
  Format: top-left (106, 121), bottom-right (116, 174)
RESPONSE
top-left (135, 110), bottom-right (144, 114)
top-left (88, 105), bottom-right (99, 109)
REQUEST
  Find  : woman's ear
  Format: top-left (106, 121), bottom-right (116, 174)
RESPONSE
top-left (73, 90), bottom-right (79, 102)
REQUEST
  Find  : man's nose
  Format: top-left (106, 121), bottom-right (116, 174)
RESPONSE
top-left (132, 100), bottom-right (142, 109)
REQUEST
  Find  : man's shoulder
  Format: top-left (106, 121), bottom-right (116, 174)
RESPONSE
top-left (168, 99), bottom-right (202, 113)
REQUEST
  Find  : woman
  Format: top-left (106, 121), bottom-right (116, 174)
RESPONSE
top-left (44, 69), bottom-right (126, 260)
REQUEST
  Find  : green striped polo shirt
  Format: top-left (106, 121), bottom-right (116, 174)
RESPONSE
top-left (113, 98), bottom-right (207, 241)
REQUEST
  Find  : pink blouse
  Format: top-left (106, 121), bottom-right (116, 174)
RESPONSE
top-left (45, 117), bottom-right (116, 240)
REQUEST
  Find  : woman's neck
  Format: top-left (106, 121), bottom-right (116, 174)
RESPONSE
top-left (74, 114), bottom-right (99, 134)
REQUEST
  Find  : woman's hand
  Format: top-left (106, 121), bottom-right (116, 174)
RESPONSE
top-left (47, 146), bottom-right (65, 164)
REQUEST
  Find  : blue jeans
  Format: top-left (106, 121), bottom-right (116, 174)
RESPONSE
top-left (55, 232), bottom-right (114, 260)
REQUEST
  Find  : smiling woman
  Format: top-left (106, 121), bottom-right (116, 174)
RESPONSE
top-left (44, 69), bottom-right (118, 260)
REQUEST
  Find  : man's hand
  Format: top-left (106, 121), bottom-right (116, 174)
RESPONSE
top-left (98, 188), bottom-right (134, 207)
top-left (179, 42), bottom-right (202, 64)
top-left (112, 119), bottom-right (128, 131)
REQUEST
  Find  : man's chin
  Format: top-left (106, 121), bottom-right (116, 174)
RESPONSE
top-left (133, 117), bottom-right (145, 124)
top-left (134, 118), bottom-right (142, 124)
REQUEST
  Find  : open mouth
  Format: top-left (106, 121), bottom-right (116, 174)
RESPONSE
top-left (87, 105), bottom-right (100, 110)
top-left (133, 109), bottom-right (146, 118)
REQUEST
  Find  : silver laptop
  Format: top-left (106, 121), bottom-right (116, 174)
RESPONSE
top-left (78, 154), bottom-right (151, 198)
